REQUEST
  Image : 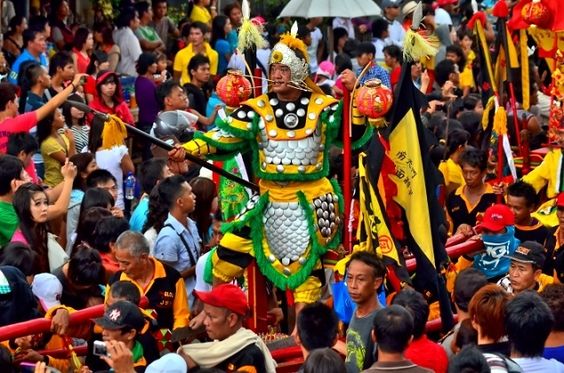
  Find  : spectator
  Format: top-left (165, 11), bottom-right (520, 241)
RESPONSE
top-left (49, 0), bottom-right (73, 51)
top-left (143, 186), bottom-right (168, 250)
top-left (183, 54), bottom-right (212, 119)
top-left (151, 0), bottom-right (179, 52)
top-left (47, 51), bottom-right (75, 96)
top-left (153, 175), bottom-right (200, 302)
top-left (108, 231), bottom-right (190, 331)
top-left (506, 291), bottom-right (564, 371)
top-left (12, 183), bottom-right (69, 273)
top-left (223, 1), bottom-right (242, 50)
top-left (73, 204), bottom-right (113, 251)
top-left (173, 22), bottom-right (218, 85)
top-left (71, 26), bottom-right (93, 74)
top-left (211, 15), bottom-right (233, 77)
top-left (84, 49), bottom-right (109, 103)
top-left (130, 158), bottom-right (172, 232)
top-left (189, 177), bottom-right (218, 247)
top-left (305, 17), bottom-right (324, 75)
top-left (93, 21), bottom-right (120, 73)
top-left (0, 266), bottom-right (40, 326)
top-left (135, 52), bottom-right (160, 160)
top-left (63, 93), bottom-right (89, 153)
top-left (53, 244), bottom-right (105, 309)
top-left (296, 302), bottom-right (338, 360)
top-left (497, 241), bottom-right (554, 295)
top-left (383, 45), bottom-right (402, 90)
top-left (6, 132), bottom-right (39, 184)
top-left (362, 305), bottom-right (432, 372)
top-left (0, 242), bottom-right (37, 283)
top-left (303, 348), bottom-right (346, 373)
top-left (381, 0), bottom-right (404, 47)
top-left (0, 156), bottom-right (31, 246)
top-left (85, 300), bottom-right (150, 372)
top-left (89, 70), bottom-right (135, 124)
top-left (440, 268), bottom-right (487, 358)
top-left (8, 28), bottom-right (47, 84)
top-left (178, 284), bottom-right (275, 372)
top-left (2, 15), bottom-right (26, 66)
top-left (113, 7), bottom-right (143, 77)
top-left (135, 1), bottom-right (165, 53)
top-left (354, 42), bottom-right (390, 88)
top-left (190, 0), bottom-right (216, 29)
top-left (445, 45), bottom-right (467, 77)
top-left (446, 148), bottom-right (496, 235)
top-left (371, 18), bottom-right (389, 65)
top-left (37, 109), bottom-right (76, 187)
top-left (392, 289), bottom-right (448, 373)
top-left (92, 216), bottom-right (131, 278)
top-left (332, 27), bottom-right (349, 60)
top-left (448, 345), bottom-right (490, 373)
top-left (65, 152), bottom-right (98, 253)
top-left (541, 284), bottom-right (564, 363)
top-left (344, 251), bottom-right (386, 373)
top-left (85, 169), bottom-right (125, 215)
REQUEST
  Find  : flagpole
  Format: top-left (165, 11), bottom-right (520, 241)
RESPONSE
top-left (342, 88), bottom-right (353, 253)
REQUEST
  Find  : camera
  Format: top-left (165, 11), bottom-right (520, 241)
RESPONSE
top-left (93, 340), bottom-right (108, 357)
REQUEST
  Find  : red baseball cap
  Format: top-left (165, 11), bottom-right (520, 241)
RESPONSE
top-left (195, 284), bottom-right (249, 316)
top-left (436, 0), bottom-right (458, 6)
top-left (557, 193), bottom-right (564, 208)
top-left (479, 204), bottom-right (514, 232)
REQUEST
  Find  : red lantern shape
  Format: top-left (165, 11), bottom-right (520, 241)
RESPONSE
top-left (521, 0), bottom-right (551, 28)
top-left (355, 79), bottom-right (393, 126)
top-left (216, 70), bottom-right (252, 108)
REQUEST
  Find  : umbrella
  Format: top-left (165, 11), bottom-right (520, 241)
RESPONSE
top-left (278, 0), bottom-right (382, 19)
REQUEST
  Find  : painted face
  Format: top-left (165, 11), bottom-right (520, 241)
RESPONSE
top-left (345, 259), bottom-right (382, 306)
top-left (203, 303), bottom-right (234, 341)
top-left (30, 191), bottom-right (49, 223)
top-left (508, 261), bottom-right (538, 294)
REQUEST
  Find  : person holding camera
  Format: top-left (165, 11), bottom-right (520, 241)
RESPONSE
top-left (82, 300), bottom-right (148, 373)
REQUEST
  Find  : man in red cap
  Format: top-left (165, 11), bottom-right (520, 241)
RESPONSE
top-left (178, 284), bottom-right (276, 373)
top-left (456, 204), bottom-right (520, 281)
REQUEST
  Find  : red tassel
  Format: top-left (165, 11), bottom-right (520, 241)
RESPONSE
top-left (286, 289), bottom-right (294, 307)
top-left (492, 0), bottom-right (509, 18)
top-left (468, 11), bottom-right (486, 29)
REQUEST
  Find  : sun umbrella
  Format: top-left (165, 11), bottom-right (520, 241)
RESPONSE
top-left (278, 0), bottom-right (382, 19)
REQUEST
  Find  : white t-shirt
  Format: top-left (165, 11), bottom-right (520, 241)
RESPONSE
top-left (385, 19), bottom-right (405, 47)
top-left (95, 145), bottom-right (128, 209)
top-left (113, 27), bottom-right (142, 77)
top-left (307, 27), bottom-right (324, 73)
top-left (512, 357), bottom-right (564, 373)
top-left (145, 227), bottom-right (158, 253)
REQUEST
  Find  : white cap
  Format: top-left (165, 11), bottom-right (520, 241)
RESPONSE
top-left (145, 353), bottom-right (187, 373)
top-left (32, 273), bottom-right (63, 311)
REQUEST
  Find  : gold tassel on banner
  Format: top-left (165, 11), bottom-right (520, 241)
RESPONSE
top-left (520, 29), bottom-right (530, 110)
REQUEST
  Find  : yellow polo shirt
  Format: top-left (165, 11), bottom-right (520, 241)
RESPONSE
top-left (190, 5), bottom-right (212, 25)
top-left (173, 42), bottom-right (218, 85)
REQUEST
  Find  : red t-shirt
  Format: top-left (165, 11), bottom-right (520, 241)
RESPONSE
top-left (0, 112), bottom-right (38, 153)
top-left (404, 335), bottom-right (448, 373)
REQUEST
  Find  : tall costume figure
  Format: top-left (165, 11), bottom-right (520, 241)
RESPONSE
top-left (176, 27), bottom-right (373, 304)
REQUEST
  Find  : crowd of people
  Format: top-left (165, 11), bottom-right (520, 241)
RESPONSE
top-left (0, 0), bottom-right (561, 372)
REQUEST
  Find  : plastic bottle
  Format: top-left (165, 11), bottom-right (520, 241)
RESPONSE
top-left (125, 172), bottom-right (135, 200)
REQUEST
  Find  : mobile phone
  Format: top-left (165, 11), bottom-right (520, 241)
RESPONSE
top-left (20, 362), bottom-right (36, 373)
top-left (93, 340), bottom-right (108, 357)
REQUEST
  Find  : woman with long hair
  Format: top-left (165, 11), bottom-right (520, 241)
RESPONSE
top-left (65, 152), bottom-right (97, 254)
top-left (71, 27), bottom-right (94, 74)
top-left (11, 183), bottom-right (68, 274)
top-left (189, 177), bottom-right (218, 246)
top-left (63, 93), bottom-right (89, 153)
top-left (73, 204), bottom-right (113, 253)
top-left (37, 109), bottom-right (76, 187)
top-left (92, 216), bottom-right (129, 279)
top-left (84, 50), bottom-right (109, 103)
top-left (210, 15), bottom-right (233, 77)
top-left (143, 186), bottom-right (168, 251)
top-left (2, 15), bottom-right (27, 66)
top-left (93, 21), bottom-right (119, 73)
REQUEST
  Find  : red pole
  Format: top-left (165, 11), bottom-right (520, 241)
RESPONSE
top-left (253, 68), bottom-right (262, 98)
top-left (342, 90), bottom-right (352, 253)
